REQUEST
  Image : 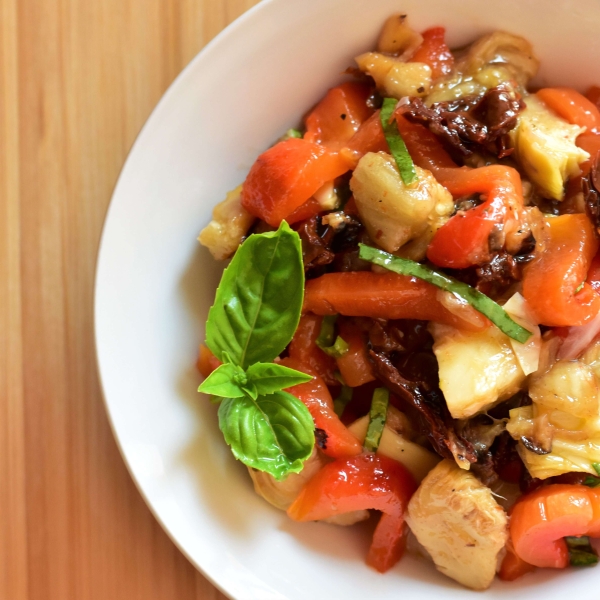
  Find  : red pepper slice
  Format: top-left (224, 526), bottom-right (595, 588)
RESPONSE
top-left (287, 453), bottom-right (417, 572)
top-left (280, 357), bottom-right (361, 458)
top-left (537, 87), bottom-right (600, 133)
top-left (241, 138), bottom-right (352, 226)
top-left (303, 271), bottom-right (488, 330)
top-left (510, 484), bottom-right (600, 568)
top-left (409, 27), bottom-right (454, 79)
top-left (522, 214), bottom-right (600, 327)
top-left (305, 82), bottom-right (374, 149)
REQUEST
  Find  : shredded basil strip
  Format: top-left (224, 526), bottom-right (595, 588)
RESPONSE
top-left (316, 315), bottom-right (350, 358)
top-left (584, 476), bottom-right (600, 488)
top-left (592, 463), bottom-right (600, 476)
top-left (364, 388), bottom-right (389, 453)
top-left (358, 244), bottom-right (532, 343)
top-left (334, 386), bottom-right (353, 417)
top-left (380, 97), bottom-right (418, 185)
top-left (565, 536), bottom-right (599, 567)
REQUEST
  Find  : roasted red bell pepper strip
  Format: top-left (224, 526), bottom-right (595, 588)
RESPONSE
top-left (510, 484), bottom-right (600, 568)
top-left (587, 251), bottom-right (600, 293)
top-left (537, 88), bottom-right (600, 133)
top-left (241, 138), bottom-right (352, 226)
top-left (409, 27), bottom-right (454, 78)
top-left (586, 85), bottom-right (600, 109)
top-left (335, 320), bottom-right (375, 388)
top-left (304, 82), bottom-right (374, 149)
top-left (498, 541), bottom-right (536, 581)
top-left (197, 344), bottom-right (221, 377)
top-left (303, 271), bottom-right (487, 330)
top-left (288, 314), bottom-right (338, 386)
top-left (287, 453), bottom-right (417, 572)
top-left (426, 166), bottom-right (523, 269)
top-left (344, 111), bottom-right (390, 161)
top-left (522, 214), bottom-right (600, 327)
top-left (280, 357), bottom-right (361, 458)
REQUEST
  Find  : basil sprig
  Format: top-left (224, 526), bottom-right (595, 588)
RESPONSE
top-left (199, 222), bottom-right (315, 480)
top-left (380, 97), bottom-right (418, 185)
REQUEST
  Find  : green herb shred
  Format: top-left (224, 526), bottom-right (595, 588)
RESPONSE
top-left (364, 388), bottom-right (390, 453)
top-left (380, 97), bottom-right (418, 185)
top-left (358, 244), bottom-right (532, 343)
top-left (565, 536), bottom-right (599, 567)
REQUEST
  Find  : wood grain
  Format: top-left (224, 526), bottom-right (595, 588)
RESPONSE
top-left (0, 1), bottom-right (259, 598)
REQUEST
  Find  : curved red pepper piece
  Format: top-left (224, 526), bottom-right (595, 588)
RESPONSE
top-left (288, 453), bottom-right (417, 572)
top-left (280, 357), bottom-right (362, 458)
top-left (510, 484), bottom-right (600, 568)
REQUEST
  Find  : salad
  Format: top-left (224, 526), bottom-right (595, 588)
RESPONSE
top-left (196, 14), bottom-right (600, 591)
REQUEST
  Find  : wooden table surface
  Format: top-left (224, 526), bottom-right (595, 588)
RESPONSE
top-left (0, 1), bottom-right (259, 598)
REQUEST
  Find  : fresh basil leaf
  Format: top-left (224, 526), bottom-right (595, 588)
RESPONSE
top-left (246, 362), bottom-right (312, 396)
top-left (380, 97), bottom-right (418, 185)
top-left (218, 391), bottom-right (315, 480)
top-left (205, 221), bottom-right (304, 369)
top-left (198, 363), bottom-right (246, 398)
top-left (593, 462), bottom-right (600, 476)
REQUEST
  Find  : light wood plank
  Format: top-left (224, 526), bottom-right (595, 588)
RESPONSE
top-left (2, 0), bottom-right (259, 598)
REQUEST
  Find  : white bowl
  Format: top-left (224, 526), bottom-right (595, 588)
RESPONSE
top-left (95, 0), bottom-right (600, 598)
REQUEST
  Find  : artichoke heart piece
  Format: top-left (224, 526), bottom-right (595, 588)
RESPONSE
top-left (406, 460), bottom-right (508, 590)
top-left (430, 323), bottom-right (526, 419)
top-left (198, 185), bottom-right (255, 260)
top-left (350, 152), bottom-right (454, 254)
top-left (355, 52), bottom-right (432, 99)
top-left (507, 405), bottom-right (600, 480)
top-left (510, 95), bottom-right (589, 201)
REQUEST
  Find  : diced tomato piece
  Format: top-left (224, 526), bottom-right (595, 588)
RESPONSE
top-left (197, 344), bottom-right (221, 377)
top-left (537, 87), bottom-right (600, 133)
top-left (281, 357), bottom-right (361, 458)
top-left (305, 82), bottom-right (374, 149)
top-left (303, 271), bottom-right (487, 330)
top-left (523, 214), bottom-right (600, 327)
top-left (409, 27), bottom-right (454, 78)
top-left (241, 138), bottom-right (352, 226)
top-left (336, 320), bottom-right (375, 387)
top-left (288, 314), bottom-right (338, 385)
top-left (287, 453), bottom-right (417, 572)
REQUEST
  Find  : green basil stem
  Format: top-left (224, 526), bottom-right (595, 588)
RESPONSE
top-left (565, 536), bottom-right (599, 566)
top-left (380, 97), bottom-right (418, 185)
top-left (316, 314), bottom-right (350, 358)
top-left (334, 386), bottom-right (353, 417)
top-left (364, 388), bottom-right (389, 453)
top-left (358, 244), bottom-right (532, 344)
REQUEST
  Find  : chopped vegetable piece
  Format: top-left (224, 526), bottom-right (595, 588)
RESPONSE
top-left (333, 386), bottom-right (353, 417)
top-left (241, 138), bottom-right (352, 226)
top-left (286, 128), bottom-right (303, 139)
top-left (522, 214), bottom-right (600, 327)
top-left (303, 271), bottom-right (488, 330)
top-left (364, 388), bottom-right (390, 452)
top-left (358, 245), bottom-right (532, 343)
top-left (281, 357), bottom-right (362, 458)
top-left (315, 314), bottom-right (350, 358)
top-left (287, 453), bottom-right (417, 572)
top-left (594, 463), bottom-right (600, 476)
top-left (408, 27), bottom-right (454, 78)
top-left (335, 320), bottom-right (375, 387)
top-left (565, 536), bottom-right (599, 566)
top-left (319, 336), bottom-right (350, 358)
top-left (380, 97), bottom-right (418, 185)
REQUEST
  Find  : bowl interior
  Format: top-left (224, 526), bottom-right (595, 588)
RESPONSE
top-left (95, 0), bottom-right (600, 598)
